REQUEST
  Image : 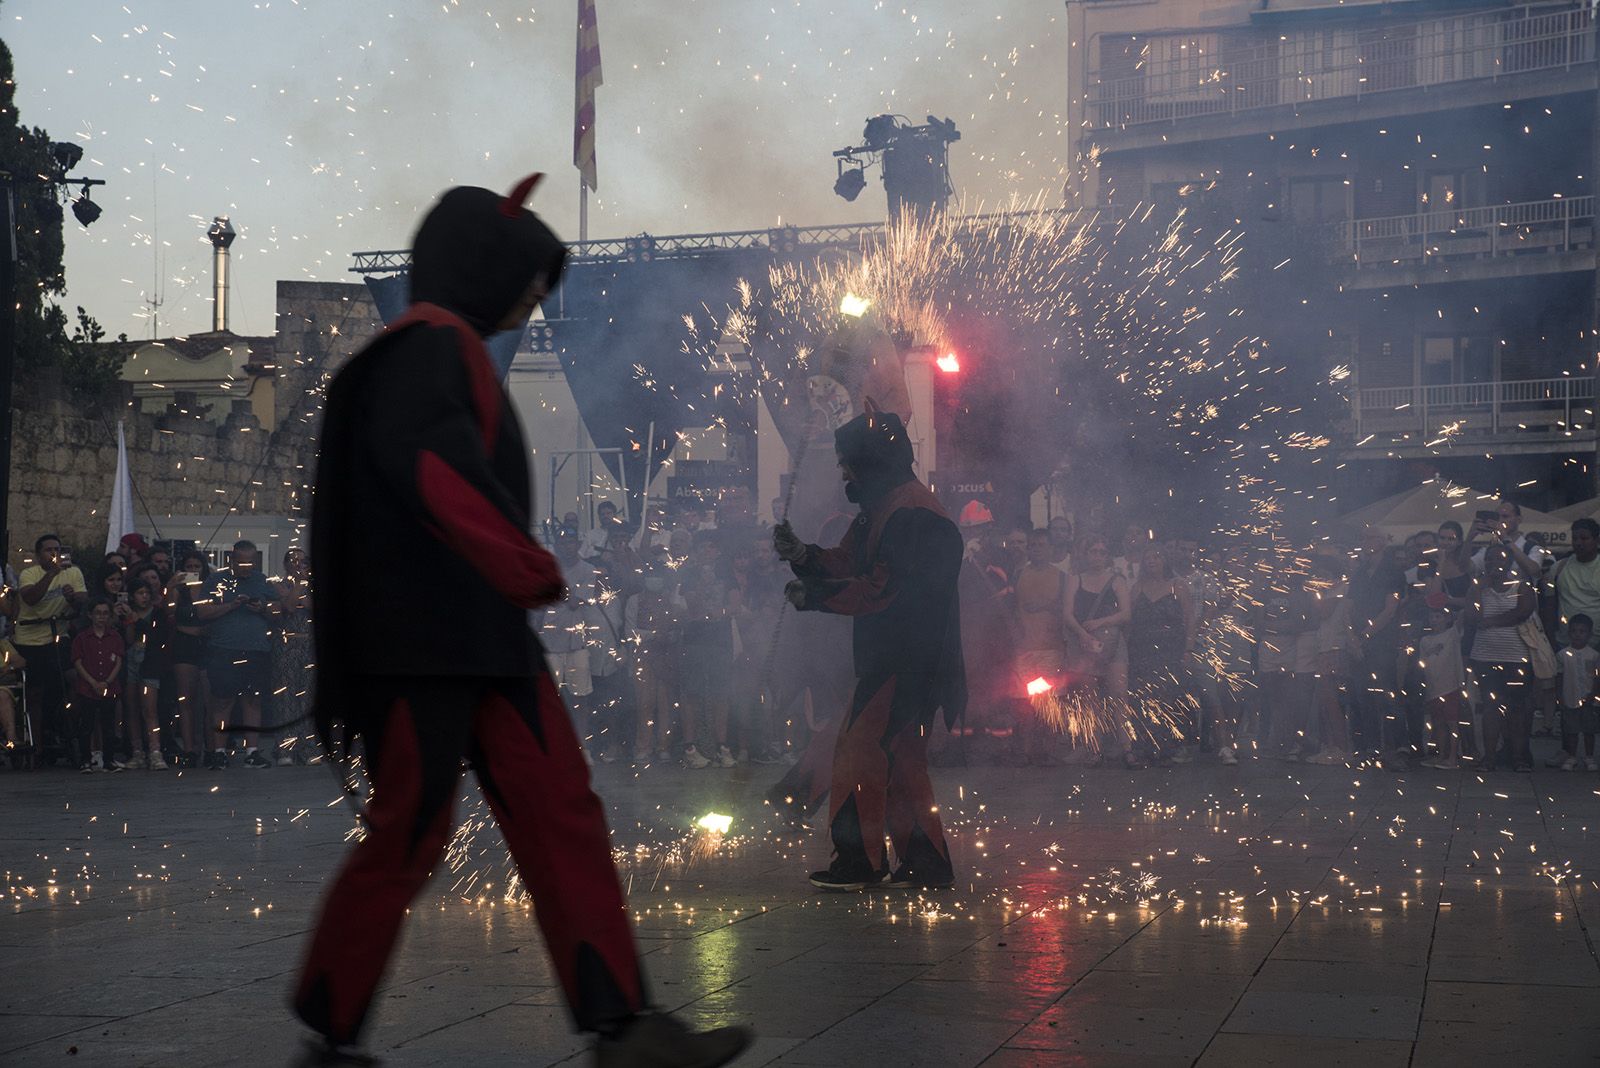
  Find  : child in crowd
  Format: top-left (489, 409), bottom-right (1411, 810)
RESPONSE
top-left (69, 599), bottom-right (124, 772)
top-left (1418, 599), bottom-right (1466, 769)
top-left (1557, 613), bottom-right (1600, 772)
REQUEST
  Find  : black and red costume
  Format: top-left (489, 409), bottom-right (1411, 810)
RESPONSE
top-left (787, 410), bottom-right (966, 887)
top-left (294, 180), bottom-right (646, 1045)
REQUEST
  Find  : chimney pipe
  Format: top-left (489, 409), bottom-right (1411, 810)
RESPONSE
top-left (206, 216), bottom-right (236, 333)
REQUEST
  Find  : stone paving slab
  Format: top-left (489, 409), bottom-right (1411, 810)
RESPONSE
top-left (3, 743), bottom-right (1600, 1066)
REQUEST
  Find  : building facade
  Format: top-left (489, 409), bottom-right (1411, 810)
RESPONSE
top-left (1065, 0), bottom-right (1598, 507)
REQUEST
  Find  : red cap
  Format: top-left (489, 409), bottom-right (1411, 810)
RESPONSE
top-left (120, 533), bottom-right (150, 554)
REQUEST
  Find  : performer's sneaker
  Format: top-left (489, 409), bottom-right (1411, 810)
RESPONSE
top-left (883, 863), bottom-right (955, 891)
top-left (595, 1010), bottom-right (752, 1068)
top-left (242, 748), bottom-right (273, 769)
top-left (293, 1036), bottom-right (380, 1067)
top-left (808, 863), bottom-right (887, 892)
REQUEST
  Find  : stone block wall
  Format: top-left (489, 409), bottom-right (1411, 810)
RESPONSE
top-left (4, 280), bottom-right (386, 567)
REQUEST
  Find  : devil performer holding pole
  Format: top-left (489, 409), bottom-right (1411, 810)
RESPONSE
top-left (292, 177), bottom-right (750, 1068)
top-left (773, 404), bottom-right (966, 891)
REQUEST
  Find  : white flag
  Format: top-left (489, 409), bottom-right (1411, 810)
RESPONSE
top-left (106, 420), bottom-right (136, 554)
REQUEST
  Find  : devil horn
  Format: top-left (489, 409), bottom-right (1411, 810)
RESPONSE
top-left (499, 172), bottom-right (545, 218)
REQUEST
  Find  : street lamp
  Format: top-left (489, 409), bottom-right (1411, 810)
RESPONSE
top-left (0, 143), bottom-right (108, 560)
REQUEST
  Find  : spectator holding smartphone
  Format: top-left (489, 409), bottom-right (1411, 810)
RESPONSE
top-left (94, 566), bottom-right (131, 636)
top-left (15, 534), bottom-right (87, 764)
top-left (1470, 500), bottom-right (1551, 583)
top-left (195, 540), bottom-right (280, 769)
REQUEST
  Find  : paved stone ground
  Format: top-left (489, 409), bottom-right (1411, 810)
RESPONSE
top-left (3, 741), bottom-right (1599, 1066)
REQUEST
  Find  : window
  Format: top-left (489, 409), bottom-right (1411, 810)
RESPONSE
top-left (1421, 336), bottom-right (1493, 386)
top-left (1423, 171), bottom-right (1464, 213)
top-left (1287, 176), bottom-right (1351, 225)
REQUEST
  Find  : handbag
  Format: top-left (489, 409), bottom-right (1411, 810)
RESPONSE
top-left (1517, 611), bottom-right (1558, 681)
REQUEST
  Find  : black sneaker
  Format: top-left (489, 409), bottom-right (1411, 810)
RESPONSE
top-left (809, 863), bottom-right (887, 892)
top-left (242, 749), bottom-right (273, 769)
top-left (204, 749), bottom-right (229, 770)
top-left (884, 863), bottom-right (956, 891)
top-left (595, 1011), bottom-right (751, 1068)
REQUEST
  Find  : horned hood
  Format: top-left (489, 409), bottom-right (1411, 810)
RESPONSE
top-left (407, 178), bottom-right (568, 336)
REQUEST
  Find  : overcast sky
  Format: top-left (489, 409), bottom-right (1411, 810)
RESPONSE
top-left (8, 1), bottom-right (1069, 340)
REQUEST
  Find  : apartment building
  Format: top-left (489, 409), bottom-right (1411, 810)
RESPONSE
top-left (1065, 0), bottom-right (1598, 505)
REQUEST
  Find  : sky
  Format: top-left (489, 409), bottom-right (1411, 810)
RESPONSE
top-left (6, 0), bottom-right (1071, 341)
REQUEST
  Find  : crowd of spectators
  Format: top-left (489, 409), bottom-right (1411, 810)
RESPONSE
top-left (6, 492), bottom-right (1596, 778)
top-left (946, 498), bottom-right (1600, 774)
top-left (0, 531), bottom-right (315, 772)
top-left (539, 491), bottom-right (792, 768)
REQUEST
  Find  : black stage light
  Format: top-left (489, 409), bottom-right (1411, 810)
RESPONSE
top-left (834, 166), bottom-right (867, 202)
top-left (50, 141), bottom-right (84, 174)
top-left (71, 187), bottom-right (101, 227)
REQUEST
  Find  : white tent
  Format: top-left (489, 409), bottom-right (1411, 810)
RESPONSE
top-left (1551, 498), bottom-right (1600, 524)
top-left (1338, 481), bottom-right (1573, 550)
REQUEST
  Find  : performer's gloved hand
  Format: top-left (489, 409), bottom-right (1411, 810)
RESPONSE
top-left (784, 579), bottom-right (808, 609)
top-left (773, 521), bottom-right (806, 563)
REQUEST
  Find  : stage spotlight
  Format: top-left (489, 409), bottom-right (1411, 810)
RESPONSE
top-left (50, 141), bottom-right (83, 174)
top-left (834, 165), bottom-right (866, 202)
top-left (71, 186), bottom-right (101, 227)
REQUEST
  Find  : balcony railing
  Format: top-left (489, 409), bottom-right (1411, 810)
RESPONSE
top-left (1336, 195), bottom-right (1595, 269)
top-left (1088, 4), bottom-right (1593, 131)
top-left (1351, 375), bottom-right (1594, 445)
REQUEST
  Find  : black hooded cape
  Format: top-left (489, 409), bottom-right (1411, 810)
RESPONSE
top-left (789, 411), bottom-right (968, 730)
top-left (312, 184), bottom-right (568, 754)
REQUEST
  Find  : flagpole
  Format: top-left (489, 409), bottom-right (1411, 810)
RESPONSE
top-left (580, 182), bottom-right (588, 243)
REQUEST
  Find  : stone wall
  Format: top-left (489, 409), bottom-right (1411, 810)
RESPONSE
top-left (4, 280), bottom-right (385, 568)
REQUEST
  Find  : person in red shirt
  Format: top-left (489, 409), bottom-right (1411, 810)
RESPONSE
top-left (69, 600), bottom-right (124, 772)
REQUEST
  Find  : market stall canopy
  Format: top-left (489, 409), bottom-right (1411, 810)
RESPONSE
top-left (1338, 482), bottom-right (1573, 551)
top-left (1551, 498), bottom-right (1600, 524)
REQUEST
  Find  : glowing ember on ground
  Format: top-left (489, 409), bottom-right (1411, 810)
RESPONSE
top-left (696, 812), bottom-right (733, 835)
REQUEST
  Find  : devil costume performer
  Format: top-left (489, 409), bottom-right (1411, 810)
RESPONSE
top-left (293, 178), bottom-right (747, 1068)
top-left (779, 409), bottom-right (966, 891)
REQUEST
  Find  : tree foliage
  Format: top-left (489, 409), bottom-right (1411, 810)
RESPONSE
top-left (0, 33), bottom-right (123, 399)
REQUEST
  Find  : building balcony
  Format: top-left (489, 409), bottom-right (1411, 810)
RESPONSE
top-left (1086, 3), bottom-right (1593, 151)
top-left (1350, 375), bottom-right (1595, 456)
top-left (1332, 195), bottom-right (1595, 286)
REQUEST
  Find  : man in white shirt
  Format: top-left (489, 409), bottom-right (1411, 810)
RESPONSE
top-left (1471, 499), bottom-right (1552, 581)
top-left (579, 500), bottom-right (622, 561)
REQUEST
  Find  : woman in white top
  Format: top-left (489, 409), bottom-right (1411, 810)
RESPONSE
top-left (1468, 544), bottom-right (1537, 772)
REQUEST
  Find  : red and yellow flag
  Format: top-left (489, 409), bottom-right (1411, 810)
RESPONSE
top-left (574, 0), bottom-right (602, 191)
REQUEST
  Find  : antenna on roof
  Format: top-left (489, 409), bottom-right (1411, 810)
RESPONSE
top-left (144, 167), bottom-right (164, 338)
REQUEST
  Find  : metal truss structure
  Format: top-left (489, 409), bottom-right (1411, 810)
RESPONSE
top-left (348, 207), bottom-right (1073, 275)
top-left (349, 221), bottom-right (887, 275)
